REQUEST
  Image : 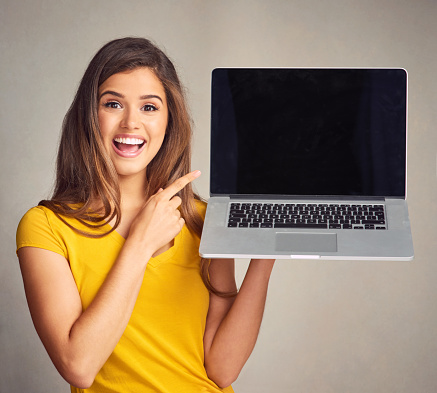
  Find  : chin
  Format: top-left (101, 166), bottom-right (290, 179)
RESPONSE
top-left (113, 163), bottom-right (148, 179)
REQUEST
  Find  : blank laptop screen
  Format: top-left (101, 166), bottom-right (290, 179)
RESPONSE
top-left (210, 68), bottom-right (407, 198)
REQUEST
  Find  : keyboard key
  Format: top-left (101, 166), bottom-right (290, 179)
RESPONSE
top-left (230, 213), bottom-right (246, 218)
top-left (365, 220), bottom-right (385, 225)
top-left (274, 223), bottom-right (328, 229)
top-left (228, 218), bottom-right (241, 223)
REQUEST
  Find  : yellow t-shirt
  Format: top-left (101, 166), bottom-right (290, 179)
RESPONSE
top-left (16, 204), bottom-right (234, 393)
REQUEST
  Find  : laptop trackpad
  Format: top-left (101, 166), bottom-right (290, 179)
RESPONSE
top-left (275, 233), bottom-right (337, 252)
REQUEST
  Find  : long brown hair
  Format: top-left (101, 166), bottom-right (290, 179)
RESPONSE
top-left (39, 37), bottom-right (233, 297)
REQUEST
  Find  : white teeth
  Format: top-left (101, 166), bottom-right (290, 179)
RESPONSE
top-left (114, 137), bottom-right (145, 145)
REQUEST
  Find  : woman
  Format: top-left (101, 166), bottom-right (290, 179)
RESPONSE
top-left (16, 37), bottom-right (275, 392)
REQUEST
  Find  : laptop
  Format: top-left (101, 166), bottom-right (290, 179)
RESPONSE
top-left (199, 68), bottom-right (414, 260)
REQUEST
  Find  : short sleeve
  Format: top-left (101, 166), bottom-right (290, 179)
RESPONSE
top-left (16, 206), bottom-right (66, 257)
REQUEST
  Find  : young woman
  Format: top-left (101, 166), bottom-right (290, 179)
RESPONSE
top-left (16, 37), bottom-right (275, 393)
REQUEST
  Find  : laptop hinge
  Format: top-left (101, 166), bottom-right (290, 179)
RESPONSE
top-left (228, 195), bottom-right (387, 201)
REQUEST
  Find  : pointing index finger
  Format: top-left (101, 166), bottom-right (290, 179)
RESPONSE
top-left (160, 170), bottom-right (201, 199)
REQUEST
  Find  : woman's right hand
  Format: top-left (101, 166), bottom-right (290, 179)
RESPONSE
top-left (126, 170), bottom-right (201, 256)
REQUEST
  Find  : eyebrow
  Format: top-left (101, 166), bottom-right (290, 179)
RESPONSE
top-left (99, 90), bottom-right (163, 103)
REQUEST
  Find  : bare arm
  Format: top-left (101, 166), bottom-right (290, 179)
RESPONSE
top-left (18, 171), bottom-right (200, 388)
top-left (19, 243), bottom-right (150, 388)
top-left (203, 258), bottom-right (275, 388)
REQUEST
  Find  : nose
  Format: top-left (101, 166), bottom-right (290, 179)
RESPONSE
top-left (120, 107), bottom-right (140, 130)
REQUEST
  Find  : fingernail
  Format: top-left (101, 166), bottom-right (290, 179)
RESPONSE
top-left (192, 170), bottom-right (201, 177)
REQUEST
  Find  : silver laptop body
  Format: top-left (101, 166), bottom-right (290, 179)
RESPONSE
top-left (199, 68), bottom-right (414, 261)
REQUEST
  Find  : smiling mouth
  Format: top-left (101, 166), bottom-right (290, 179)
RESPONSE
top-left (113, 137), bottom-right (146, 154)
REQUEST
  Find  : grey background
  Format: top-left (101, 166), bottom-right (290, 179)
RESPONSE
top-left (1, 1), bottom-right (436, 392)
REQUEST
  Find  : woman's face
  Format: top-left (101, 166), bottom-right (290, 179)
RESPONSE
top-left (98, 67), bottom-right (168, 179)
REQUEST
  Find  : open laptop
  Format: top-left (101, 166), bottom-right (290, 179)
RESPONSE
top-left (199, 68), bottom-right (414, 260)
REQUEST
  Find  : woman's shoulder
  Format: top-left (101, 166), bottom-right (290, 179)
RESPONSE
top-left (18, 205), bottom-right (76, 229)
top-left (16, 205), bottom-right (67, 256)
top-left (18, 205), bottom-right (55, 228)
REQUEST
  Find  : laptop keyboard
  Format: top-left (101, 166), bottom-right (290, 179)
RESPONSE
top-left (227, 202), bottom-right (386, 230)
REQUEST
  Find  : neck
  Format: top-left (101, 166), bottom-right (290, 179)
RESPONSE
top-left (118, 172), bottom-right (148, 210)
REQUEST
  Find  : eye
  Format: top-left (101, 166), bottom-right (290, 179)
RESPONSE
top-left (142, 104), bottom-right (158, 112)
top-left (103, 101), bottom-right (122, 109)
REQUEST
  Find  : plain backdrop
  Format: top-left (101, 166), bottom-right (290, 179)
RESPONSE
top-left (1, 1), bottom-right (436, 392)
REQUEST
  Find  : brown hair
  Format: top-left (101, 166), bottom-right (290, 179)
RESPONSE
top-left (39, 37), bottom-right (234, 297)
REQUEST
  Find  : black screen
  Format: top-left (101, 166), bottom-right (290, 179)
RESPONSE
top-left (210, 68), bottom-right (407, 197)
